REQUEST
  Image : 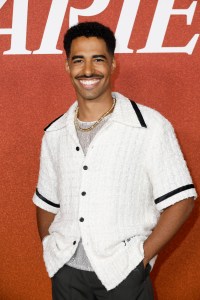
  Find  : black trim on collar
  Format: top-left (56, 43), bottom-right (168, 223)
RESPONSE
top-left (129, 100), bottom-right (147, 128)
top-left (36, 188), bottom-right (60, 208)
top-left (44, 114), bottom-right (64, 131)
top-left (155, 184), bottom-right (195, 204)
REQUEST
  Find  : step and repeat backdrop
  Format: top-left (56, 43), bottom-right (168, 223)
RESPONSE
top-left (0, 0), bottom-right (199, 299)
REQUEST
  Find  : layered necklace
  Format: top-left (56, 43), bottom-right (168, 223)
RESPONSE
top-left (74, 98), bottom-right (116, 132)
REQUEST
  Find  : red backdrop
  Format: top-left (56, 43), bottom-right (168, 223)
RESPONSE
top-left (0, 1), bottom-right (199, 299)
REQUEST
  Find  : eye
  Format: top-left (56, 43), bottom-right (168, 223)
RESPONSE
top-left (94, 58), bottom-right (105, 63)
top-left (73, 59), bottom-right (83, 64)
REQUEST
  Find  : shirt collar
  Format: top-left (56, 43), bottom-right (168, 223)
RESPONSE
top-left (45, 92), bottom-right (147, 132)
top-left (109, 92), bottom-right (147, 128)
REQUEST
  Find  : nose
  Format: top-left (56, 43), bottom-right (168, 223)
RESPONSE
top-left (83, 60), bottom-right (94, 77)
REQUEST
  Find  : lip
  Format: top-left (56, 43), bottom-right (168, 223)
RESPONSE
top-left (78, 78), bottom-right (101, 90)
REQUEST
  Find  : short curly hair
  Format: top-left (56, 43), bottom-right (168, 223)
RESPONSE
top-left (63, 22), bottom-right (116, 57)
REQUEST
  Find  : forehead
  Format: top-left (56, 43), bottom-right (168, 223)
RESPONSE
top-left (69, 36), bottom-right (111, 57)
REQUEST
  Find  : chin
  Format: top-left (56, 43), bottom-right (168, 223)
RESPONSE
top-left (79, 92), bottom-right (101, 101)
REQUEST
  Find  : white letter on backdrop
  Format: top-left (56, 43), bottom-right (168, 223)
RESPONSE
top-left (69, 0), bottom-right (110, 27)
top-left (0, 0), bottom-right (31, 55)
top-left (34, 0), bottom-right (110, 54)
top-left (138, 0), bottom-right (199, 54)
top-left (115, 0), bottom-right (141, 53)
top-left (34, 0), bottom-right (69, 54)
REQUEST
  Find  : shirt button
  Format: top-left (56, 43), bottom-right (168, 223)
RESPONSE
top-left (79, 217), bottom-right (84, 222)
top-left (76, 146), bottom-right (80, 151)
top-left (81, 191), bottom-right (86, 196)
top-left (73, 241), bottom-right (76, 245)
top-left (83, 166), bottom-right (88, 170)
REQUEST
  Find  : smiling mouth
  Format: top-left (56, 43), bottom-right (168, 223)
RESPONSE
top-left (79, 79), bottom-right (101, 89)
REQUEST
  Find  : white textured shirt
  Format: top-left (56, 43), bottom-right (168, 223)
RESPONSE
top-left (33, 92), bottom-right (197, 291)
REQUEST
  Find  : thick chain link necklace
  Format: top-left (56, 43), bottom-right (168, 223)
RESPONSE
top-left (74, 98), bottom-right (116, 132)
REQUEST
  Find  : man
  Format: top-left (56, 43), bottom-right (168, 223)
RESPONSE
top-left (33, 22), bottom-right (197, 299)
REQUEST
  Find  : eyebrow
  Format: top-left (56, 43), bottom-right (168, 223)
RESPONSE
top-left (93, 55), bottom-right (107, 59)
top-left (71, 55), bottom-right (83, 60)
top-left (71, 55), bottom-right (107, 60)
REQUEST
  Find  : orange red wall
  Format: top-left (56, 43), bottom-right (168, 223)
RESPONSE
top-left (0, 1), bottom-right (199, 299)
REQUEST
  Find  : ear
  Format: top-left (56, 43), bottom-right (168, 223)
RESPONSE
top-left (111, 57), bottom-right (116, 73)
top-left (65, 60), bottom-right (70, 73)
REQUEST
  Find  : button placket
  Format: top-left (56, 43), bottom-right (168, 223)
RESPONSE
top-left (79, 160), bottom-right (90, 232)
top-left (81, 163), bottom-right (88, 197)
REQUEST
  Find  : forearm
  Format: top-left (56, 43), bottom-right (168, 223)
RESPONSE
top-left (36, 207), bottom-right (56, 241)
top-left (143, 198), bottom-right (194, 266)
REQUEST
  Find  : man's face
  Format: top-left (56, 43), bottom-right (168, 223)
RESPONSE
top-left (66, 36), bottom-right (116, 101)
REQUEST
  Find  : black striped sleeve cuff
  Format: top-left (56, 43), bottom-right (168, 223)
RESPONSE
top-left (36, 188), bottom-right (60, 208)
top-left (155, 184), bottom-right (196, 210)
top-left (32, 188), bottom-right (60, 213)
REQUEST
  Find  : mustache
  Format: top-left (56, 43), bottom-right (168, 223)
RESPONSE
top-left (75, 74), bottom-right (104, 80)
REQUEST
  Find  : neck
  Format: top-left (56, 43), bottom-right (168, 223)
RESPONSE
top-left (77, 94), bottom-right (114, 122)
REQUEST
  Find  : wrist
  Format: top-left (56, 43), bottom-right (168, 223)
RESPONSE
top-left (143, 257), bottom-right (149, 268)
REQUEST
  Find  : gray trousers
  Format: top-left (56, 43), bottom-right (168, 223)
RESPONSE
top-left (51, 261), bottom-right (154, 300)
